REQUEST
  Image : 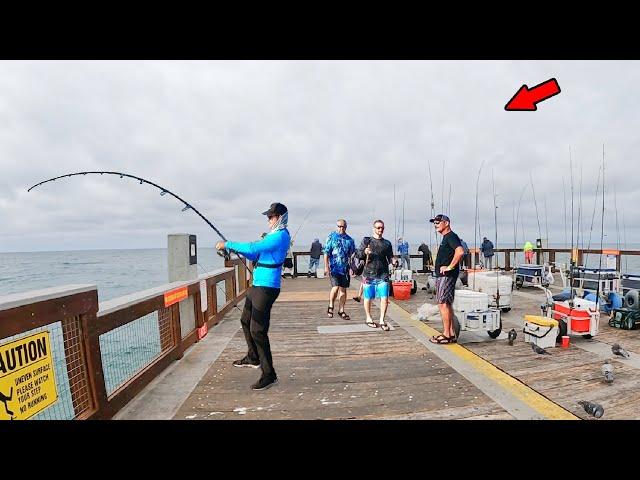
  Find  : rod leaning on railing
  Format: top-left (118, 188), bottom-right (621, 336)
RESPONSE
top-left (0, 256), bottom-right (251, 420)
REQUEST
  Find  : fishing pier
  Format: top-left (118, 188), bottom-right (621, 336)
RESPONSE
top-left (3, 246), bottom-right (640, 420)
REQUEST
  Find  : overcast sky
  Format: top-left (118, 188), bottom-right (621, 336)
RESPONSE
top-left (2, 60), bottom-right (639, 253)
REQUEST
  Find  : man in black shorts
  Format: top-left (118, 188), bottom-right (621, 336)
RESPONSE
top-left (324, 219), bottom-right (356, 320)
top-left (429, 214), bottom-right (465, 344)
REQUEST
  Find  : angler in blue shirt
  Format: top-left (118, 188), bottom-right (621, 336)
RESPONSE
top-left (397, 237), bottom-right (411, 270)
top-left (216, 202), bottom-right (291, 391)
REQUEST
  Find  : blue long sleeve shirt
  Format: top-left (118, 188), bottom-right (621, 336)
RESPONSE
top-left (397, 241), bottom-right (409, 255)
top-left (225, 228), bottom-right (291, 289)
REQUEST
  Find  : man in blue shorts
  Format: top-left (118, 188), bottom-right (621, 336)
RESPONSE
top-left (429, 214), bottom-right (465, 344)
top-left (324, 219), bottom-right (356, 320)
top-left (356, 220), bottom-right (398, 331)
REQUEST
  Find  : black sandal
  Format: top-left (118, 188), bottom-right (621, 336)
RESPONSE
top-left (338, 311), bottom-right (351, 320)
top-left (366, 319), bottom-right (379, 328)
top-left (380, 322), bottom-right (391, 331)
top-left (327, 306), bottom-right (334, 318)
top-left (429, 334), bottom-right (453, 344)
top-left (353, 296), bottom-right (361, 303)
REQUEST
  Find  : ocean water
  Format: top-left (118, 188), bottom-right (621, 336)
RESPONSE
top-left (0, 248), bottom-right (227, 301)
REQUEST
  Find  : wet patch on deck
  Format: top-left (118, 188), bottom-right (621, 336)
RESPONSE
top-left (317, 324), bottom-right (396, 334)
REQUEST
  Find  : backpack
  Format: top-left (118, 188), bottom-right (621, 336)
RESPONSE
top-left (350, 237), bottom-right (371, 276)
top-left (609, 308), bottom-right (640, 330)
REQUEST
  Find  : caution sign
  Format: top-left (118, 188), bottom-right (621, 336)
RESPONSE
top-left (164, 286), bottom-right (188, 307)
top-left (0, 331), bottom-right (58, 420)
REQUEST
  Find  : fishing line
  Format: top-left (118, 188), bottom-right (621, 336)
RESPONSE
top-left (27, 170), bottom-right (251, 272)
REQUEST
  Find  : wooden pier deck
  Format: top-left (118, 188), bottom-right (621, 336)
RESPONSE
top-left (119, 275), bottom-right (640, 420)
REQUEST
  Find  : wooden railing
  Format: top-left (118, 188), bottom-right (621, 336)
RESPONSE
top-left (0, 256), bottom-right (251, 420)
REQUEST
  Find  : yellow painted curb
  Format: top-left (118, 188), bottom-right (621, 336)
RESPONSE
top-left (388, 301), bottom-right (579, 420)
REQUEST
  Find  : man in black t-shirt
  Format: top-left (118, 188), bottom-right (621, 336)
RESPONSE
top-left (429, 214), bottom-right (465, 344)
top-left (355, 219), bottom-right (398, 331)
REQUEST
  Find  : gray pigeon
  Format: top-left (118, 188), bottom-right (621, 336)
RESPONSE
top-left (508, 328), bottom-right (517, 346)
top-left (611, 343), bottom-right (630, 358)
top-left (602, 360), bottom-right (614, 384)
top-left (531, 343), bottom-right (551, 355)
top-left (578, 400), bottom-right (604, 418)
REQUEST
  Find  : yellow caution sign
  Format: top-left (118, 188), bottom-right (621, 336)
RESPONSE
top-left (0, 332), bottom-right (58, 420)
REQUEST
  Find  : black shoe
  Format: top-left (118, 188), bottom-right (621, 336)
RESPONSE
top-left (251, 374), bottom-right (278, 390)
top-left (233, 356), bottom-right (260, 368)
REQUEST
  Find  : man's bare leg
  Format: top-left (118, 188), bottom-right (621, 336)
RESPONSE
top-left (439, 302), bottom-right (455, 337)
top-left (379, 297), bottom-right (389, 324)
top-left (364, 298), bottom-right (375, 324)
top-left (337, 287), bottom-right (347, 312)
top-left (329, 286), bottom-right (339, 315)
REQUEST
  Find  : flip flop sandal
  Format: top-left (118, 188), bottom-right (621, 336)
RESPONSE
top-left (353, 296), bottom-right (361, 303)
top-left (338, 311), bottom-right (351, 320)
top-left (327, 306), bottom-right (334, 318)
top-left (380, 323), bottom-right (391, 331)
top-left (366, 320), bottom-right (379, 328)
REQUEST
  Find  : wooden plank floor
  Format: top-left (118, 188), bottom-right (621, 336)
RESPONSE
top-left (173, 276), bottom-right (512, 420)
top-left (399, 274), bottom-right (640, 420)
top-left (174, 273), bottom-right (640, 420)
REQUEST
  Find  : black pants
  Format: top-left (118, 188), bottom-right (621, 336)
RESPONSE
top-left (240, 285), bottom-right (280, 377)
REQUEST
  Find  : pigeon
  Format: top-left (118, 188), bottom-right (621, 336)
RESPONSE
top-left (508, 328), bottom-right (517, 346)
top-left (602, 360), bottom-right (614, 384)
top-left (611, 343), bottom-right (630, 358)
top-left (531, 343), bottom-right (551, 355)
top-left (578, 400), bottom-right (604, 418)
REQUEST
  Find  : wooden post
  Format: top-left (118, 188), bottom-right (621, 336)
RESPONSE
top-left (82, 311), bottom-right (109, 418)
top-left (293, 252), bottom-right (299, 277)
top-left (505, 252), bottom-right (511, 271)
top-left (225, 272), bottom-right (236, 303)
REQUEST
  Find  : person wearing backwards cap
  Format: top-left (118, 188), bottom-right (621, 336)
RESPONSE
top-left (429, 214), bottom-right (465, 344)
top-left (215, 202), bottom-right (291, 390)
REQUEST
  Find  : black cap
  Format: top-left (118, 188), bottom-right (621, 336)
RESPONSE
top-left (429, 214), bottom-right (450, 223)
top-left (262, 202), bottom-right (288, 217)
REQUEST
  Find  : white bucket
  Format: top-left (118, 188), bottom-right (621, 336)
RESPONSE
top-left (316, 267), bottom-right (325, 278)
top-left (453, 290), bottom-right (489, 313)
top-left (472, 272), bottom-right (513, 307)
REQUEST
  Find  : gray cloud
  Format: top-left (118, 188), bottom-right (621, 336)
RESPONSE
top-left (2, 60), bottom-right (639, 253)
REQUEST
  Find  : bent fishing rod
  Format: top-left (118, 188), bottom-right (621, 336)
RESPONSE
top-left (27, 171), bottom-right (251, 272)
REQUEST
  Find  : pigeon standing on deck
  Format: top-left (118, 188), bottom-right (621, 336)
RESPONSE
top-left (602, 360), bottom-right (614, 384)
top-left (508, 328), bottom-right (517, 346)
top-left (612, 343), bottom-right (630, 358)
top-left (531, 343), bottom-right (551, 355)
top-left (578, 400), bottom-right (604, 418)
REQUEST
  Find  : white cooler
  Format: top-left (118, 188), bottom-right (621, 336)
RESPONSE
top-left (472, 272), bottom-right (513, 309)
top-left (523, 315), bottom-right (559, 349)
top-left (453, 290), bottom-right (489, 313)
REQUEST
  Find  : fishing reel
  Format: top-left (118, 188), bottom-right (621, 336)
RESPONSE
top-left (216, 248), bottom-right (231, 261)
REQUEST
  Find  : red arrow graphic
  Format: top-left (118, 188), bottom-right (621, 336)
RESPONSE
top-left (505, 78), bottom-right (561, 111)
